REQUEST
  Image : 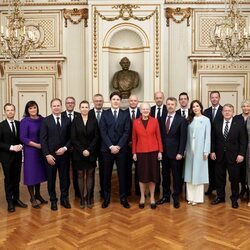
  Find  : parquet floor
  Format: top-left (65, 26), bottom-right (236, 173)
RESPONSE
top-left (0, 168), bottom-right (249, 250)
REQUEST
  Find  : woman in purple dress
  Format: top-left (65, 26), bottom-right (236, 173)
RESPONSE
top-left (20, 101), bottom-right (47, 208)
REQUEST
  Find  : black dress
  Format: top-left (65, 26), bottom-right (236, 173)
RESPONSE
top-left (71, 116), bottom-right (99, 170)
top-left (136, 119), bottom-right (160, 183)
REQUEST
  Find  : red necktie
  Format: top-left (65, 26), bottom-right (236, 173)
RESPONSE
top-left (165, 115), bottom-right (172, 134)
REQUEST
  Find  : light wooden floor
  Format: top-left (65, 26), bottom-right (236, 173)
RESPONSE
top-left (0, 167), bottom-right (249, 250)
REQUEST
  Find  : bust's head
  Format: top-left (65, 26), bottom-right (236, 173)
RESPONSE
top-left (119, 57), bottom-right (130, 70)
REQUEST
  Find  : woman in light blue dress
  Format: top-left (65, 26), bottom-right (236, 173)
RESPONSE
top-left (184, 100), bottom-right (211, 205)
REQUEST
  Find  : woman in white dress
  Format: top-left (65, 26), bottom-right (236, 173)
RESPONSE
top-left (184, 100), bottom-right (211, 205)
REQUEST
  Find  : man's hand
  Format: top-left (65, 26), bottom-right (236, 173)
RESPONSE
top-left (55, 147), bottom-right (66, 156)
top-left (210, 153), bottom-right (216, 160)
top-left (236, 155), bottom-right (244, 164)
top-left (46, 154), bottom-right (56, 166)
top-left (83, 150), bottom-right (90, 157)
top-left (176, 154), bottom-right (183, 160)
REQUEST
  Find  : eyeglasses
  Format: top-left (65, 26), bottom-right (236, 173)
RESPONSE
top-left (66, 102), bottom-right (75, 104)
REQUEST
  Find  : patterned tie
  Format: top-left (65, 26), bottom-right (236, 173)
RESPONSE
top-left (11, 121), bottom-right (16, 136)
top-left (131, 110), bottom-right (135, 120)
top-left (114, 110), bottom-right (117, 122)
top-left (223, 121), bottom-right (229, 139)
top-left (56, 117), bottom-right (61, 131)
top-left (96, 111), bottom-right (101, 123)
top-left (165, 115), bottom-right (172, 134)
top-left (182, 110), bottom-right (186, 118)
top-left (212, 108), bottom-right (216, 121)
top-left (157, 107), bottom-right (161, 119)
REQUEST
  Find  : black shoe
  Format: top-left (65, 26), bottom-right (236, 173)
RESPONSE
top-left (120, 199), bottom-right (130, 209)
top-left (211, 197), bottom-right (225, 205)
top-left (80, 198), bottom-right (85, 209)
top-left (173, 200), bottom-right (180, 209)
top-left (150, 203), bottom-right (157, 209)
top-left (232, 200), bottom-right (239, 209)
top-left (51, 201), bottom-right (58, 211)
top-left (30, 198), bottom-right (40, 209)
top-left (102, 199), bottom-right (110, 208)
top-left (139, 203), bottom-right (145, 209)
top-left (156, 197), bottom-right (170, 205)
top-left (35, 195), bottom-right (48, 204)
top-left (60, 199), bottom-right (71, 209)
top-left (14, 199), bottom-right (28, 208)
top-left (8, 201), bottom-right (15, 213)
top-left (205, 187), bottom-right (215, 195)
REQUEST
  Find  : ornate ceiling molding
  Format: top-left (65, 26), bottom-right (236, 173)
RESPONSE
top-left (165, 7), bottom-right (192, 27)
top-left (63, 8), bottom-right (88, 27)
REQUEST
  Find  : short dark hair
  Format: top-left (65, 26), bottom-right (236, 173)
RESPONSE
top-left (109, 91), bottom-right (122, 100)
top-left (179, 92), bottom-right (189, 100)
top-left (79, 100), bottom-right (90, 108)
top-left (4, 103), bottom-right (15, 111)
top-left (210, 91), bottom-right (220, 97)
top-left (24, 101), bottom-right (39, 117)
top-left (50, 98), bottom-right (62, 106)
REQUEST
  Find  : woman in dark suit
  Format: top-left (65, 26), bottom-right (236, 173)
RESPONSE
top-left (71, 100), bottom-right (99, 208)
top-left (132, 103), bottom-right (163, 209)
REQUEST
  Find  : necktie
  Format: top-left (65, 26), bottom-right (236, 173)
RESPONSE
top-left (157, 107), bottom-right (161, 119)
top-left (165, 115), bottom-right (172, 134)
top-left (212, 108), bottom-right (216, 121)
top-left (96, 111), bottom-right (101, 123)
top-left (182, 110), bottom-right (186, 118)
top-left (68, 113), bottom-right (72, 122)
top-left (132, 110), bottom-right (135, 120)
top-left (11, 121), bottom-right (16, 136)
top-left (56, 117), bottom-right (61, 131)
top-left (223, 121), bottom-right (229, 139)
top-left (114, 110), bottom-right (117, 122)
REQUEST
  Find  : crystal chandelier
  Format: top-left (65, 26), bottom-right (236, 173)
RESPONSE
top-left (0, 0), bottom-right (44, 63)
top-left (210, 0), bottom-right (250, 62)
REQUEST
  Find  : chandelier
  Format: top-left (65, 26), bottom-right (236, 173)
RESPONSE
top-left (210, 0), bottom-right (250, 62)
top-left (0, 0), bottom-right (44, 63)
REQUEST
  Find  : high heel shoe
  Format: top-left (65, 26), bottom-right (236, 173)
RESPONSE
top-left (150, 203), bottom-right (156, 209)
top-left (139, 203), bottom-right (145, 209)
top-left (30, 198), bottom-right (40, 209)
top-left (35, 194), bottom-right (48, 204)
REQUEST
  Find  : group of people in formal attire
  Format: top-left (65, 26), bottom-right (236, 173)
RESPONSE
top-left (0, 90), bottom-right (250, 213)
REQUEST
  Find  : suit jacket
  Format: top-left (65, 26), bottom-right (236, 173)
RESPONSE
top-left (61, 110), bottom-right (80, 121)
top-left (71, 115), bottom-right (99, 162)
top-left (150, 105), bottom-right (167, 118)
top-left (176, 108), bottom-right (190, 119)
top-left (0, 120), bottom-right (22, 163)
top-left (159, 113), bottom-right (187, 159)
top-left (132, 116), bottom-right (163, 154)
top-left (211, 117), bottom-right (247, 164)
top-left (99, 108), bottom-right (130, 152)
top-left (204, 105), bottom-right (223, 124)
top-left (125, 108), bottom-right (141, 142)
top-left (40, 114), bottom-right (71, 157)
top-left (234, 114), bottom-right (245, 123)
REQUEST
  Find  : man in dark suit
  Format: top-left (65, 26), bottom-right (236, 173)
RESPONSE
top-left (125, 94), bottom-right (141, 196)
top-left (150, 91), bottom-right (167, 193)
top-left (40, 98), bottom-right (71, 211)
top-left (157, 97), bottom-right (187, 208)
top-left (211, 104), bottom-right (247, 208)
top-left (176, 92), bottom-right (190, 119)
top-left (99, 91), bottom-right (130, 208)
top-left (0, 103), bottom-right (27, 212)
top-left (88, 93), bottom-right (105, 198)
top-left (61, 96), bottom-right (80, 199)
top-left (204, 91), bottom-right (223, 195)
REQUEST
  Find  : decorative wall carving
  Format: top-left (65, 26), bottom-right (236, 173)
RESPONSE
top-left (165, 7), bottom-right (191, 27)
top-left (63, 8), bottom-right (88, 27)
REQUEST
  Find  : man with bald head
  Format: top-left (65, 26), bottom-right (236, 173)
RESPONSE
top-left (126, 95), bottom-right (141, 195)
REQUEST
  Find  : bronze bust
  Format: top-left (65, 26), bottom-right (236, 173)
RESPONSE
top-left (112, 57), bottom-right (140, 99)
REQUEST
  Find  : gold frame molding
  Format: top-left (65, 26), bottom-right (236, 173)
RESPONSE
top-left (165, 7), bottom-right (192, 27)
top-left (63, 8), bottom-right (88, 27)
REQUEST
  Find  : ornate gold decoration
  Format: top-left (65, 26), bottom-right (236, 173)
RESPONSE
top-left (93, 5), bottom-right (158, 78)
top-left (165, 7), bottom-right (192, 27)
top-left (210, 0), bottom-right (250, 62)
top-left (0, 62), bottom-right (4, 77)
top-left (95, 4), bottom-right (157, 22)
top-left (63, 8), bottom-right (88, 27)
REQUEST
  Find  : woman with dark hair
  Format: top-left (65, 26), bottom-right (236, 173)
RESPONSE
top-left (20, 101), bottom-right (47, 208)
top-left (71, 100), bottom-right (99, 208)
top-left (184, 100), bottom-right (211, 205)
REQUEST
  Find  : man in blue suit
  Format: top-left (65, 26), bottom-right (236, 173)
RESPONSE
top-left (157, 97), bottom-right (187, 208)
top-left (99, 91), bottom-right (131, 208)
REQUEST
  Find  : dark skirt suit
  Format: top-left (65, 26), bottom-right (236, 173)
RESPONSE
top-left (71, 116), bottom-right (99, 170)
top-left (132, 117), bottom-right (163, 183)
